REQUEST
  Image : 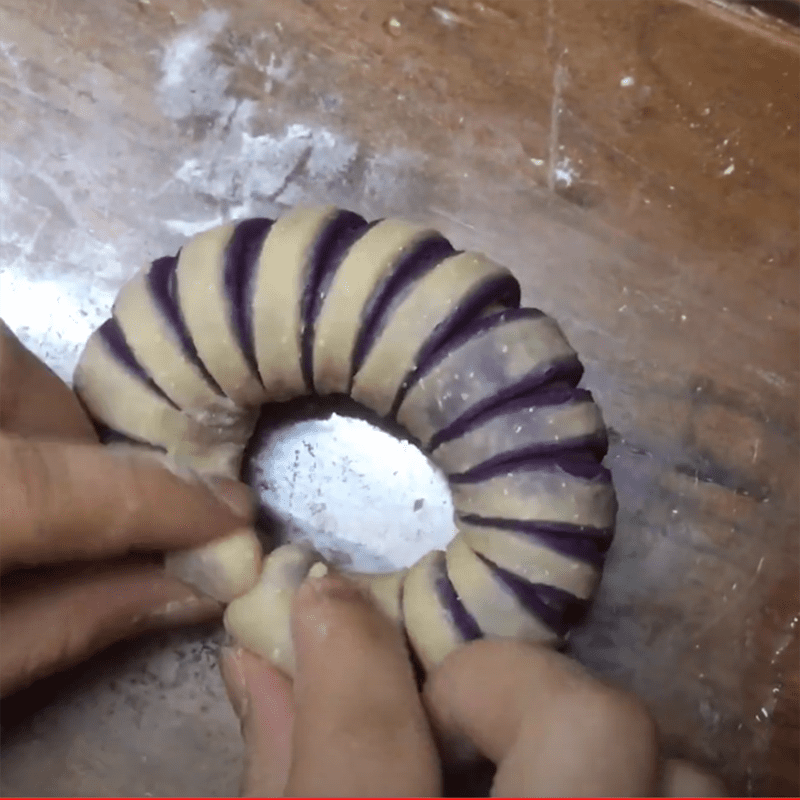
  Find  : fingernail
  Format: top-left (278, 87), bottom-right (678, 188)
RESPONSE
top-left (220, 646), bottom-right (251, 720)
top-left (144, 587), bottom-right (222, 627)
top-left (205, 478), bottom-right (254, 520)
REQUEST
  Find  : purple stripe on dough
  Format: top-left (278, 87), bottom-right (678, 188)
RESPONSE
top-left (477, 552), bottom-right (589, 637)
top-left (432, 551), bottom-right (483, 641)
top-left (146, 255), bottom-right (225, 395)
top-left (224, 218), bottom-right (275, 377)
top-left (351, 234), bottom-right (457, 378)
top-left (98, 318), bottom-right (178, 409)
top-left (432, 385), bottom-right (594, 448)
top-left (403, 306), bottom-right (543, 385)
top-left (448, 438), bottom-right (610, 481)
top-left (300, 210), bottom-right (372, 391)
top-left (449, 450), bottom-right (612, 484)
top-left (388, 272), bottom-right (521, 417)
top-left (425, 356), bottom-right (585, 452)
top-left (458, 514), bottom-right (612, 568)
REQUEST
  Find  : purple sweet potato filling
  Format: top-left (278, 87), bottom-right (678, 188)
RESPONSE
top-left (299, 210), bottom-right (372, 391)
top-left (476, 552), bottom-right (588, 637)
top-left (459, 514), bottom-right (612, 568)
top-left (98, 318), bottom-right (178, 408)
top-left (432, 551), bottom-right (483, 641)
top-left (350, 234), bottom-right (457, 379)
top-left (388, 272), bottom-right (521, 417)
top-left (147, 254), bottom-right (225, 395)
top-left (223, 218), bottom-right (275, 377)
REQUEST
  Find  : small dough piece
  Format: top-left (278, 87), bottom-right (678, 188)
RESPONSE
top-left (176, 222), bottom-right (268, 407)
top-left (402, 550), bottom-right (477, 672)
top-left (74, 326), bottom-right (245, 477)
top-left (451, 457), bottom-right (616, 531)
top-left (432, 387), bottom-right (606, 477)
top-left (224, 543), bottom-right (321, 676)
top-left (458, 519), bottom-right (600, 599)
top-left (251, 206), bottom-right (341, 401)
top-left (165, 527), bottom-right (263, 604)
top-left (112, 262), bottom-right (251, 431)
top-left (312, 219), bottom-right (438, 395)
top-left (225, 552), bottom-right (409, 675)
top-left (397, 309), bottom-right (580, 449)
top-left (445, 535), bottom-right (558, 643)
top-left (351, 251), bottom-right (519, 416)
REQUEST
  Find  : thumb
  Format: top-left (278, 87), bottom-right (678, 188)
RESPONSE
top-left (220, 646), bottom-right (295, 797)
top-left (284, 573), bottom-right (441, 797)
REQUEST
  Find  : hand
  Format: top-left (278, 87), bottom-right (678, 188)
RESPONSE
top-left (0, 321), bottom-right (253, 697)
top-left (221, 570), bottom-right (726, 797)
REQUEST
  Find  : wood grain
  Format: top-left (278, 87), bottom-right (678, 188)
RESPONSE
top-left (0, 0), bottom-right (797, 794)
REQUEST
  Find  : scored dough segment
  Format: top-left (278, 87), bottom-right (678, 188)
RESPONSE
top-left (74, 205), bottom-right (617, 677)
top-left (251, 206), bottom-right (339, 401)
top-left (176, 223), bottom-right (269, 408)
top-left (431, 387), bottom-right (607, 477)
top-left (312, 219), bottom-right (441, 395)
top-left (112, 266), bottom-right (238, 419)
top-left (350, 251), bottom-right (520, 416)
top-left (396, 309), bottom-right (583, 450)
top-left (74, 326), bottom-right (249, 477)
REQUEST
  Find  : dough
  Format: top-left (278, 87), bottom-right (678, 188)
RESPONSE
top-left (251, 206), bottom-right (366, 400)
top-left (450, 454), bottom-right (617, 531)
top-left (458, 519), bottom-right (600, 600)
top-left (74, 206), bottom-right (616, 674)
top-left (312, 219), bottom-right (445, 395)
top-left (112, 259), bottom-right (242, 421)
top-left (431, 386), bottom-right (607, 477)
top-left (445, 534), bottom-right (558, 643)
top-left (165, 527), bottom-right (263, 604)
top-left (73, 322), bottom-right (249, 476)
top-left (351, 251), bottom-right (519, 416)
top-left (396, 308), bottom-right (583, 449)
top-left (402, 550), bottom-right (478, 673)
top-left (224, 543), bottom-right (321, 676)
top-left (175, 221), bottom-right (270, 407)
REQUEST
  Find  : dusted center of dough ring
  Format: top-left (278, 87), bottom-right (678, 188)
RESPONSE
top-left (74, 206), bottom-right (616, 676)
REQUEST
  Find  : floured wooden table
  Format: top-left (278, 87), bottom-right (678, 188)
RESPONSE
top-left (0, 0), bottom-right (797, 795)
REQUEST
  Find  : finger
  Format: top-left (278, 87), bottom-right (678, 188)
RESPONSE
top-left (0, 433), bottom-right (254, 572)
top-left (284, 573), bottom-right (441, 797)
top-left (659, 759), bottom-right (727, 797)
top-left (220, 647), bottom-right (295, 797)
top-left (0, 320), bottom-right (97, 441)
top-left (423, 639), bottom-right (660, 797)
top-left (0, 561), bottom-right (221, 697)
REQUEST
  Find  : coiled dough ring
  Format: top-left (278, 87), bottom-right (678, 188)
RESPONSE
top-left (74, 205), bottom-right (616, 675)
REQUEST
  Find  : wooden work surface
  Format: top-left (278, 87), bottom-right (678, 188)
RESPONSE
top-left (0, 0), bottom-right (797, 795)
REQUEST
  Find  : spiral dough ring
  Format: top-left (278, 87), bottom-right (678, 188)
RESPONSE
top-left (74, 206), bottom-right (616, 673)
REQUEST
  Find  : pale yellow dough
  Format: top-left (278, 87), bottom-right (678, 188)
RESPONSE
top-left (74, 329), bottom-right (247, 477)
top-left (175, 223), bottom-right (268, 407)
top-left (313, 219), bottom-right (437, 395)
top-left (351, 252), bottom-right (513, 416)
top-left (251, 206), bottom-right (341, 401)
